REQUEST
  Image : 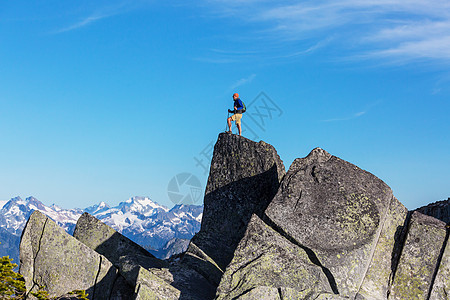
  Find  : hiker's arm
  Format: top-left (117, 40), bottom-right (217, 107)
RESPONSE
top-left (228, 106), bottom-right (238, 113)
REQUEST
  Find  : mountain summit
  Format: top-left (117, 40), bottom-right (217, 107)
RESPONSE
top-left (17, 133), bottom-right (450, 299)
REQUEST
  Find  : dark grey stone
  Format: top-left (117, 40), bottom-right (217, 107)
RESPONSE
top-left (187, 133), bottom-right (285, 275)
top-left (416, 198), bottom-right (450, 224)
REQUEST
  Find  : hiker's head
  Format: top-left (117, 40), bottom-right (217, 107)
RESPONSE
top-left (233, 93), bottom-right (239, 99)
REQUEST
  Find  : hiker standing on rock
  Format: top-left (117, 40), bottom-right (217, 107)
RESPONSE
top-left (227, 93), bottom-right (244, 136)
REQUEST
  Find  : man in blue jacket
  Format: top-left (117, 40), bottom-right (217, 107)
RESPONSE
top-left (227, 93), bottom-right (244, 135)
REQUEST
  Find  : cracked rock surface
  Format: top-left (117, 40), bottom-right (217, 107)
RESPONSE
top-left (19, 211), bottom-right (117, 299)
top-left (264, 147), bottom-right (396, 298)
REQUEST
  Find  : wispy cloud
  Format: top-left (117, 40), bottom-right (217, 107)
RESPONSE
top-left (431, 73), bottom-right (450, 95)
top-left (279, 37), bottom-right (333, 58)
top-left (51, 1), bottom-right (134, 34)
top-left (321, 100), bottom-right (381, 122)
top-left (194, 38), bottom-right (329, 64)
top-left (53, 15), bottom-right (110, 34)
top-left (193, 48), bottom-right (258, 64)
top-left (192, 57), bottom-right (240, 64)
top-left (198, 0), bottom-right (450, 65)
top-left (321, 111), bottom-right (367, 122)
top-left (229, 74), bottom-right (256, 91)
top-left (368, 36), bottom-right (450, 61)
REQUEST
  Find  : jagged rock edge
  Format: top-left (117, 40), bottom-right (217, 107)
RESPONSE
top-left (182, 247), bottom-right (223, 287)
top-left (262, 212), bottom-right (339, 294)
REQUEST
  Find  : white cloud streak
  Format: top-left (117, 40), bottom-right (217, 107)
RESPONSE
top-left (200, 0), bottom-right (450, 64)
top-left (229, 74), bottom-right (256, 90)
top-left (51, 1), bottom-right (134, 34)
top-left (320, 100), bottom-right (381, 122)
top-left (54, 15), bottom-right (109, 34)
top-left (370, 36), bottom-right (450, 60)
top-left (321, 111), bottom-right (367, 122)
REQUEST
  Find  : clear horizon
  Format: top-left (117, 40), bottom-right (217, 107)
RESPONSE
top-left (1, 1), bottom-right (449, 211)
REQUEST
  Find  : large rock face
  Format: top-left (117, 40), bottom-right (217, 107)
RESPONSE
top-left (19, 211), bottom-right (118, 299)
top-left (186, 133), bottom-right (285, 283)
top-left (20, 210), bottom-right (215, 300)
top-left (264, 148), bottom-right (398, 298)
top-left (216, 214), bottom-right (333, 299)
top-left (73, 212), bottom-right (215, 300)
top-left (17, 134), bottom-right (449, 300)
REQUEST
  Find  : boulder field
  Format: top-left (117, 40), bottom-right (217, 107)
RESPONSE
top-left (19, 133), bottom-right (449, 299)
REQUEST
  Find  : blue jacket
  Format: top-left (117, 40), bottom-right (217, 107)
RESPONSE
top-left (234, 98), bottom-right (244, 111)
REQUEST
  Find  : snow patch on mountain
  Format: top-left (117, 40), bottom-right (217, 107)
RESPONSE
top-left (0, 196), bottom-right (203, 261)
top-left (0, 201), bottom-right (8, 209)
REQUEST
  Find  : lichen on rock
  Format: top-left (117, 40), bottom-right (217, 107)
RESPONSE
top-left (264, 147), bottom-right (395, 297)
top-left (19, 211), bottom-right (117, 299)
top-left (216, 214), bottom-right (332, 299)
top-left (389, 211), bottom-right (447, 300)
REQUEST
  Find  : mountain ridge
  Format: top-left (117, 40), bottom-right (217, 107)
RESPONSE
top-left (0, 195), bottom-right (202, 262)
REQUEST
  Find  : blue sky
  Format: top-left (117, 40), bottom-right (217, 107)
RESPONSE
top-left (1, 0), bottom-right (449, 210)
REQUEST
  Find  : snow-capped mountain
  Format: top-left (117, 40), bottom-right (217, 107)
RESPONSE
top-left (88, 197), bottom-right (202, 250)
top-left (0, 196), bottom-right (203, 262)
top-left (0, 196), bottom-right (82, 236)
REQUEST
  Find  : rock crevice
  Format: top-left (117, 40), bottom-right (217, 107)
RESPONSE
top-left (262, 213), bottom-right (339, 295)
top-left (28, 217), bottom-right (48, 297)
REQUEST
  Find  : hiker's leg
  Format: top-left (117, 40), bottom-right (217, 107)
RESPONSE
top-left (234, 114), bottom-right (242, 135)
top-left (227, 117), bottom-right (232, 131)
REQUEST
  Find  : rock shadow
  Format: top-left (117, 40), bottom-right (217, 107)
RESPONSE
top-left (389, 211), bottom-right (412, 293)
top-left (190, 163), bottom-right (282, 273)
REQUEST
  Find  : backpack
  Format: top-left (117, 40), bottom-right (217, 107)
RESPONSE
top-left (241, 101), bottom-right (246, 113)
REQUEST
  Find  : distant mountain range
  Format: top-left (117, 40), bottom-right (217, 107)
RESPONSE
top-left (0, 196), bottom-right (203, 263)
